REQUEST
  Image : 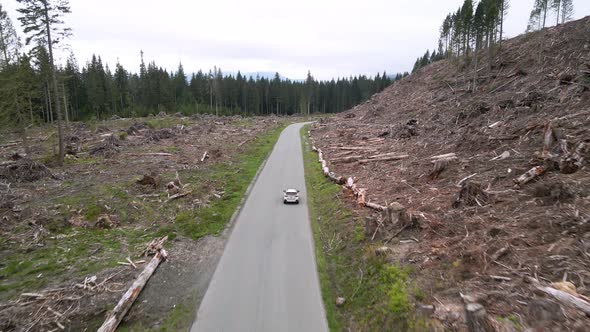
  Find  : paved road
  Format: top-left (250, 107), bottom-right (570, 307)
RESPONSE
top-left (191, 123), bottom-right (328, 332)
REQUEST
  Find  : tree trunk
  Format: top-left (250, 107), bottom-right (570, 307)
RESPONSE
top-left (97, 249), bottom-right (167, 332)
top-left (47, 85), bottom-right (54, 123)
top-left (539, 4), bottom-right (548, 65)
top-left (28, 94), bottom-right (33, 124)
top-left (473, 46), bottom-right (479, 92)
top-left (499, 1), bottom-right (504, 48)
top-left (43, 2), bottom-right (65, 166)
top-left (62, 83), bottom-right (69, 128)
top-left (0, 24), bottom-right (8, 64)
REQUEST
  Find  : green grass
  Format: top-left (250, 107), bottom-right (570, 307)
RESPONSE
top-left (0, 227), bottom-right (148, 300)
top-left (300, 125), bottom-right (426, 331)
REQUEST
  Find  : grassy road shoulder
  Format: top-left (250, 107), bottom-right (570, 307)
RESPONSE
top-left (301, 125), bottom-right (428, 331)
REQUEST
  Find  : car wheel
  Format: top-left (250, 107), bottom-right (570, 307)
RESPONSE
top-left (283, 200), bottom-right (287, 204)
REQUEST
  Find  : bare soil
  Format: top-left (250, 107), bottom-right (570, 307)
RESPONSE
top-left (0, 114), bottom-right (289, 331)
top-left (310, 17), bottom-right (590, 331)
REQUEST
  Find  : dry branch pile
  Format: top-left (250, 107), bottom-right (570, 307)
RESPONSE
top-left (0, 158), bottom-right (54, 182)
top-left (89, 135), bottom-right (121, 157)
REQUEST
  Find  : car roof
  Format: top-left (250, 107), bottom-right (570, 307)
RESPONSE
top-left (285, 189), bottom-right (298, 193)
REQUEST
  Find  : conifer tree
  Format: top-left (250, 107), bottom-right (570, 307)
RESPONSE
top-left (497, 0), bottom-right (509, 47)
top-left (560, 0), bottom-right (574, 23)
top-left (17, 0), bottom-right (71, 165)
top-left (0, 4), bottom-right (21, 67)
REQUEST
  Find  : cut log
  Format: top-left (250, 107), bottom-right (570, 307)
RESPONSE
top-left (525, 276), bottom-right (590, 316)
top-left (328, 172), bottom-right (345, 185)
top-left (367, 152), bottom-right (408, 159)
top-left (536, 285), bottom-right (590, 316)
top-left (357, 189), bottom-right (366, 207)
top-left (97, 249), bottom-right (168, 332)
top-left (331, 155), bottom-right (362, 164)
top-left (334, 146), bottom-right (378, 151)
top-left (359, 155), bottom-right (409, 164)
top-left (165, 191), bottom-right (192, 203)
top-left (490, 151), bottom-right (510, 161)
top-left (366, 201), bottom-right (386, 211)
top-left (456, 173), bottom-right (478, 187)
top-left (346, 177), bottom-right (354, 188)
top-left (430, 153), bottom-right (456, 160)
top-left (201, 151), bottom-right (208, 162)
top-left (514, 166), bottom-right (545, 186)
top-left (331, 150), bottom-right (356, 158)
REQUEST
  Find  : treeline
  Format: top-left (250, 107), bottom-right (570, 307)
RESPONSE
top-left (63, 53), bottom-right (401, 121)
top-left (412, 0), bottom-right (575, 73)
top-left (2, 48), bottom-right (401, 124)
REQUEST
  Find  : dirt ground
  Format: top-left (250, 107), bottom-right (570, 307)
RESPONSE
top-left (0, 113), bottom-right (290, 331)
top-left (310, 17), bottom-right (590, 331)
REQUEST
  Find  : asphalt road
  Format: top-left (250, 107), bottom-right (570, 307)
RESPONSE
top-left (191, 123), bottom-right (328, 332)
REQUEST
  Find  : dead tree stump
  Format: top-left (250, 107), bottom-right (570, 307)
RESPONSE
top-left (465, 303), bottom-right (493, 332)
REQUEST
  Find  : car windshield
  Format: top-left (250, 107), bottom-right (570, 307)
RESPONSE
top-left (286, 191), bottom-right (297, 195)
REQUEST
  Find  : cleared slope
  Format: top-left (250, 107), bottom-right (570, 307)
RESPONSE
top-left (311, 16), bottom-right (590, 330)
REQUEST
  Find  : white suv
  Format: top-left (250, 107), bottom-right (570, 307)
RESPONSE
top-left (283, 189), bottom-right (300, 204)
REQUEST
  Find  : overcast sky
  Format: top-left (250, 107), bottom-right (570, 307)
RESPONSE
top-left (3, 0), bottom-right (590, 80)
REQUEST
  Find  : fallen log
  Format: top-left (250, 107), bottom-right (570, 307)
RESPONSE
top-left (331, 150), bottom-right (356, 158)
top-left (456, 173), bottom-right (478, 187)
top-left (430, 153), bottom-right (456, 160)
top-left (201, 151), bottom-right (208, 162)
top-left (357, 189), bottom-right (366, 207)
top-left (328, 172), bottom-right (346, 185)
top-left (346, 177), bottom-right (354, 189)
top-left (334, 146), bottom-right (378, 151)
top-left (514, 166), bottom-right (544, 186)
top-left (525, 277), bottom-right (590, 316)
top-left (490, 151), bottom-right (510, 161)
top-left (165, 191), bottom-right (192, 203)
top-left (366, 201), bottom-right (386, 211)
top-left (367, 152), bottom-right (408, 159)
top-left (332, 155), bottom-right (362, 164)
top-left (97, 248), bottom-right (168, 332)
top-left (359, 155), bottom-right (409, 164)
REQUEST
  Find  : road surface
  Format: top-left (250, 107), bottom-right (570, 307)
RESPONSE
top-left (191, 123), bottom-right (328, 332)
